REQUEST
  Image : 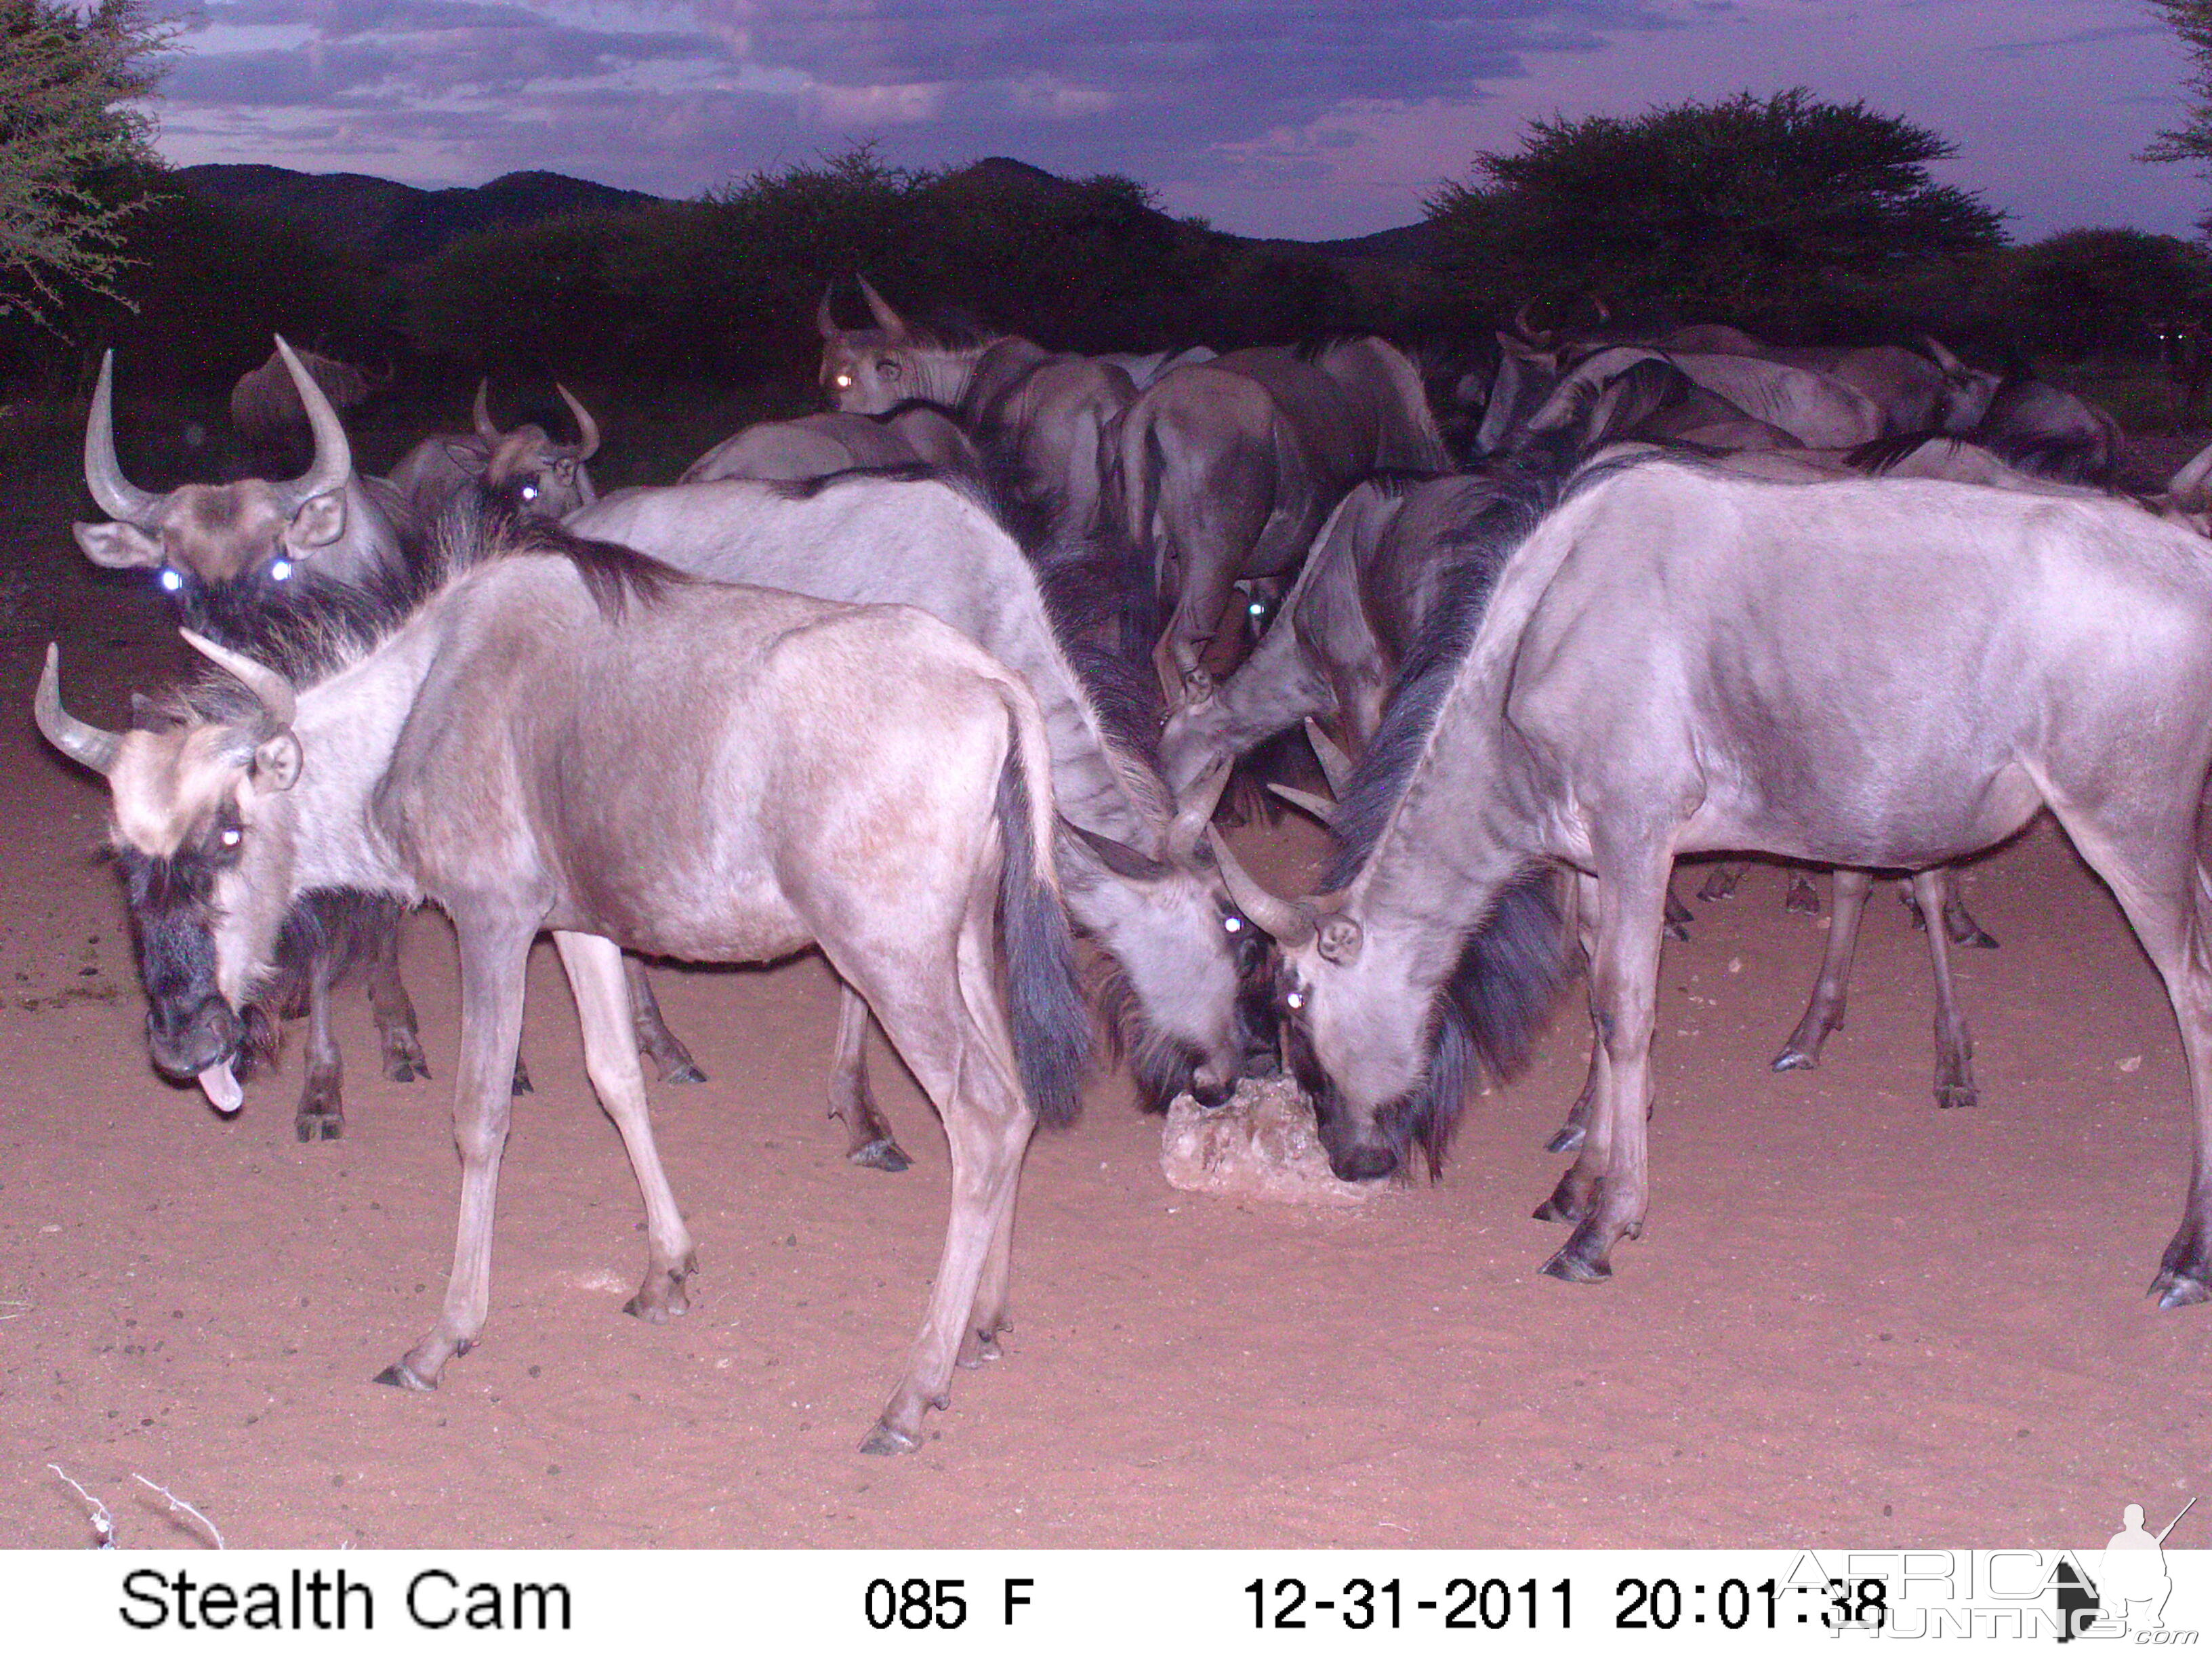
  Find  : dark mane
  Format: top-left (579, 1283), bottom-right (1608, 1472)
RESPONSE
top-left (1313, 457), bottom-right (1574, 1173)
top-left (1844, 431), bottom-right (1939, 475)
top-left (764, 461), bottom-right (941, 499)
top-left (180, 495), bottom-right (689, 693)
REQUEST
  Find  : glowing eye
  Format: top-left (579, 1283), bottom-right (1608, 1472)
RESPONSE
top-left (1248, 602), bottom-right (1265, 617)
top-left (520, 485), bottom-right (539, 501)
top-left (1286, 991), bottom-right (1305, 1010)
top-left (220, 829), bottom-right (241, 848)
top-left (268, 558), bottom-right (293, 582)
top-left (835, 373), bottom-right (852, 389)
top-left (1223, 915), bottom-right (1243, 933)
top-left (159, 569), bottom-right (184, 592)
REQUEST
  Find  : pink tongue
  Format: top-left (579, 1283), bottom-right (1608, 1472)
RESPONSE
top-left (197, 1062), bottom-right (243, 1115)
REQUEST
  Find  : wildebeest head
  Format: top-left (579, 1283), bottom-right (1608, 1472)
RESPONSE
top-left (1921, 336), bottom-right (2002, 433)
top-left (445, 380), bottom-right (602, 517)
top-left (816, 276), bottom-right (939, 415)
top-left (1066, 763), bottom-right (1279, 1111)
top-left (76, 338), bottom-right (356, 599)
top-left (36, 636), bottom-right (304, 1113)
top-left (1207, 823), bottom-right (1563, 1184)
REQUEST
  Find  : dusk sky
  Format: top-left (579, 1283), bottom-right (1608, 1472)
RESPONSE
top-left (149, 1), bottom-right (2206, 244)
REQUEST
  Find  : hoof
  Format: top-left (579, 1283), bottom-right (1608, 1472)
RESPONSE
top-left (1771, 1049), bottom-right (1816, 1073)
top-left (1696, 875), bottom-right (1739, 903)
top-left (510, 1059), bottom-right (533, 1097)
top-left (295, 1114), bottom-right (344, 1143)
top-left (848, 1139), bottom-right (913, 1174)
top-left (1959, 927), bottom-right (2000, 951)
top-left (956, 1330), bottom-right (1003, 1370)
top-left (372, 1360), bottom-right (434, 1391)
top-left (2152, 1272), bottom-right (2212, 1309)
top-left (1539, 1244), bottom-right (1612, 1284)
top-left (1785, 884), bottom-right (1821, 916)
top-left (1936, 1084), bottom-right (1978, 1110)
top-left (658, 1059), bottom-right (708, 1086)
top-left (383, 1040), bottom-right (430, 1083)
top-left (859, 1422), bottom-right (921, 1456)
top-left (1542, 1123), bottom-right (1584, 1155)
top-left (1664, 920), bottom-right (1691, 943)
top-left (623, 1262), bottom-right (693, 1323)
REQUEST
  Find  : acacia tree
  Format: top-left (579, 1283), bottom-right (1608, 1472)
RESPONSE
top-left (2145, 1), bottom-right (2212, 229)
top-left (1425, 89), bottom-right (2005, 325)
top-left (0, 0), bottom-right (170, 325)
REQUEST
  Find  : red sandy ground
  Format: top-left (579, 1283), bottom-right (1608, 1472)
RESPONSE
top-left (5, 451), bottom-right (2211, 1551)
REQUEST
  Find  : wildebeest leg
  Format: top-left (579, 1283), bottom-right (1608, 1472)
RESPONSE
top-left (831, 982), bottom-right (911, 1172)
top-left (364, 910), bottom-right (429, 1082)
top-left (2043, 809), bottom-right (2212, 1306)
top-left (1696, 860), bottom-right (1745, 902)
top-left (1663, 882), bottom-right (1693, 942)
top-left (623, 957), bottom-right (705, 1084)
top-left (376, 917), bottom-right (535, 1391)
top-left (556, 933), bottom-right (697, 1319)
top-left (1772, 868), bottom-right (1872, 1073)
top-left (1904, 879), bottom-right (1999, 949)
top-left (1785, 869), bottom-right (1822, 914)
top-left (1544, 871), bottom-right (1603, 1156)
top-left (1540, 852), bottom-right (1667, 1283)
top-left (848, 942), bottom-right (1036, 1455)
top-left (1913, 869), bottom-right (1979, 1109)
top-left (297, 942), bottom-right (345, 1142)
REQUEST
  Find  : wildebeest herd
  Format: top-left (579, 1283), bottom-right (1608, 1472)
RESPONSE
top-left (31, 291), bottom-right (2212, 1454)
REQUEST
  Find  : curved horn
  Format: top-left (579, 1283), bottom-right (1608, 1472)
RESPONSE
top-left (856, 274), bottom-right (907, 336)
top-left (1206, 825), bottom-right (1316, 949)
top-left (1167, 758), bottom-right (1233, 867)
top-left (34, 645), bottom-right (121, 776)
top-left (2173, 438), bottom-right (2212, 504)
top-left (817, 283), bottom-right (840, 339)
top-left (1303, 718), bottom-right (1353, 798)
top-left (272, 335), bottom-right (352, 509)
top-left (472, 376), bottom-right (500, 441)
top-left (82, 351), bottom-right (167, 525)
top-left (180, 630), bottom-right (295, 732)
top-left (554, 383), bottom-right (600, 459)
top-left (1266, 783), bottom-right (1335, 825)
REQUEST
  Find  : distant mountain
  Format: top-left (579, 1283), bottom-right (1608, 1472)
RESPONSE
top-left (175, 157), bottom-right (1442, 274)
top-left (175, 164), bottom-right (664, 265)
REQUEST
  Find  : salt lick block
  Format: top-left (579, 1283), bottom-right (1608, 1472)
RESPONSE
top-left (1160, 1073), bottom-right (1378, 1208)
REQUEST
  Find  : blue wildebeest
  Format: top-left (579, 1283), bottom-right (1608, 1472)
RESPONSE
top-left (816, 278), bottom-right (1134, 536)
top-left (228, 344), bottom-right (387, 464)
top-left (1160, 447), bottom-right (1988, 1134)
top-left (571, 472), bottom-right (1275, 1163)
top-left (37, 507), bottom-right (1090, 1453)
top-left (1218, 454), bottom-right (2212, 1308)
top-left (1098, 346), bottom-right (1218, 389)
top-left (385, 380), bottom-right (603, 524)
top-left (680, 404), bottom-right (983, 485)
top-left (70, 342), bottom-right (695, 1136)
top-left (1114, 335), bottom-right (1454, 707)
top-left (1921, 337), bottom-right (2123, 485)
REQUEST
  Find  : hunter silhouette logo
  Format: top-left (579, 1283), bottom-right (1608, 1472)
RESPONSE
top-left (2057, 1497), bottom-right (2196, 1641)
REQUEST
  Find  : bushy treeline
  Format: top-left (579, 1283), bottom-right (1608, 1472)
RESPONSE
top-left (1, 148), bottom-right (1445, 398)
top-left (4, 123), bottom-right (2206, 409)
top-left (1426, 91), bottom-right (2212, 361)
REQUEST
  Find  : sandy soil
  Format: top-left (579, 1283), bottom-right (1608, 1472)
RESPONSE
top-left (7, 451), bottom-right (2212, 1552)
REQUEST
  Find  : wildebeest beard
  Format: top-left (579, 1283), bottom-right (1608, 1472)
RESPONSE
top-left (1283, 872), bottom-right (1568, 1180)
top-left (114, 838), bottom-right (397, 1086)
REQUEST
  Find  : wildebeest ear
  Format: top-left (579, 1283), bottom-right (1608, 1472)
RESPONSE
top-left (129, 692), bottom-right (181, 733)
top-left (443, 440), bottom-right (490, 477)
top-left (1317, 915), bottom-right (1362, 966)
top-left (287, 489), bottom-right (347, 550)
top-left (251, 730), bottom-right (302, 794)
top-left (73, 518), bottom-right (163, 569)
top-left (1063, 819), bottom-right (1173, 882)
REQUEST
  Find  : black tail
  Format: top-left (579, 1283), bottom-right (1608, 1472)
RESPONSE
top-left (995, 747), bottom-right (1091, 1129)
